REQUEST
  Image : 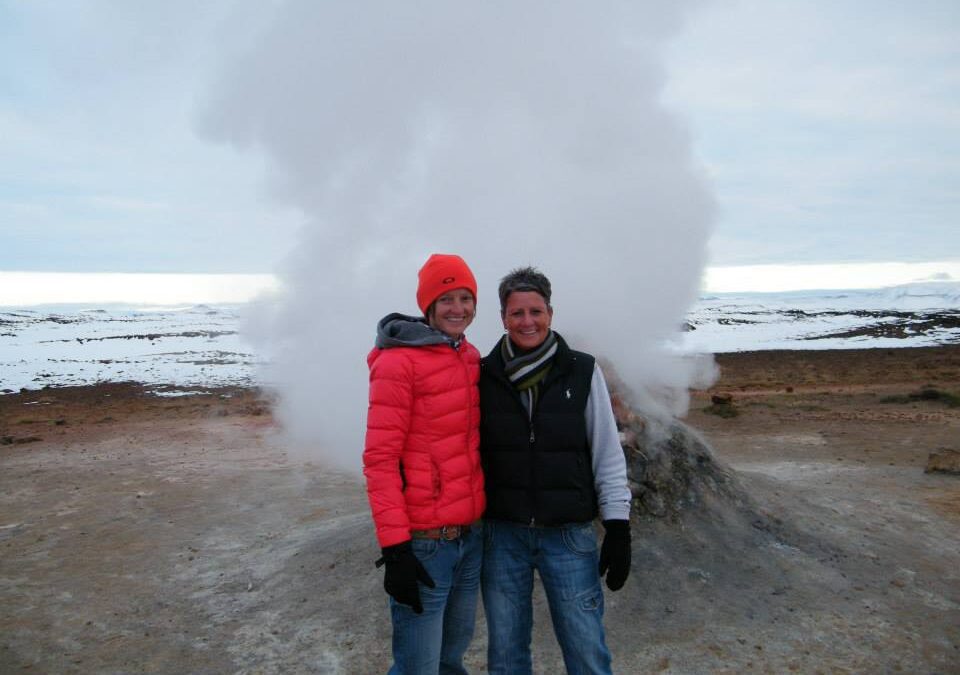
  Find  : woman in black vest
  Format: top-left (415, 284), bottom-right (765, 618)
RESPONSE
top-left (480, 266), bottom-right (632, 675)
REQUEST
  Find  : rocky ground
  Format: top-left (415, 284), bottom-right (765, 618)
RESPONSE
top-left (1, 346), bottom-right (958, 673)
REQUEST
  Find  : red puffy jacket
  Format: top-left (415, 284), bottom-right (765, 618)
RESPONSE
top-left (364, 338), bottom-right (485, 548)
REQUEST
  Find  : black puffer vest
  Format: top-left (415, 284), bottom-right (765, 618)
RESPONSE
top-left (479, 332), bottom-right (597, 525)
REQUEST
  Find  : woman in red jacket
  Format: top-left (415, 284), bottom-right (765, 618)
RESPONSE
top-left (364, 253), bottom-right (486, 674)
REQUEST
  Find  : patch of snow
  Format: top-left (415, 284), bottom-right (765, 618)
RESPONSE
top-left (2, 281), bottom-right (957, 390)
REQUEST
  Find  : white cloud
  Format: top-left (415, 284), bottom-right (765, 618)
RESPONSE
top-left (704, 261), bottom-right (960, 293)
top-left (664, 0), bottom-right (960, 266)
top-left (0, 1), bottom-right (301, 273)
top-left (0, 272), bottom-right (279, 306)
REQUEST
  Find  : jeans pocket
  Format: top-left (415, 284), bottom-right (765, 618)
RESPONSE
top-left (575, 585), bottom-right (604, 612)
top-left (561, 522), bottom-right (597, 556)
top-left (411, 537), bottom-right (439, 561)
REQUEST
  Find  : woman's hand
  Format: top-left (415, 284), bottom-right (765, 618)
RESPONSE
top-left (598, 519), bottom-right (631, 591)
top-left (378, 541), bottom-right (436, 613)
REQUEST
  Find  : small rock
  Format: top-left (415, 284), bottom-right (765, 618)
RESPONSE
top-left (639, 491), bottom-right (666, 517)
top-left (711, 393), bottom-right (734, 405)
top-left (892, 568), bottom-right (916, 588)
top-left (925, 448), bottom-right (960, 475)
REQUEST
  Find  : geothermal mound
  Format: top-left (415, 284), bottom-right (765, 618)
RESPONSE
top-left (597, 375), bottom-right (864, 668)
top-left (622, 412), bottom-right (751, 521)
top-left (606, 371), bottom-right (774, 527)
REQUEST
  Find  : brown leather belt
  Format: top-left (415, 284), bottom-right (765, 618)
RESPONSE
top-left (410, 521), bottom-right (480, 540)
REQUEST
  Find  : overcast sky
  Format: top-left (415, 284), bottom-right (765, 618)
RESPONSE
top-left (1, 0), bottom-right (957, 279)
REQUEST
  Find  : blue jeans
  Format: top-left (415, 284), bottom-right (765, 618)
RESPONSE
top-left (481, 520), bottom-right (611, 675)
top-left (388, 526), bottom-right (482, 675)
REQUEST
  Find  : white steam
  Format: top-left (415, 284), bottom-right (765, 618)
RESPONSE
top-left (202, 1), bottom-right (716, 472)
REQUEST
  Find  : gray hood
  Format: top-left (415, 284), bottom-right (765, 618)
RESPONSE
top-left (375, 312), bottom-right (451, 349)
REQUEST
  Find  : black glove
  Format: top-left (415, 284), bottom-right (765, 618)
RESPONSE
top-left (376, 541), bottom-right (436, 614)
top-left (598, 519), bottom-right (631, 591)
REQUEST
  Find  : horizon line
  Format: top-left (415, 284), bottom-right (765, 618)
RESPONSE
top-left (1, 261), bottom-right (958, 305)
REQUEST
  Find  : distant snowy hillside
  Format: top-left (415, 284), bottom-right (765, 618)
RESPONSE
top-left (865, 281), bottom-right (960, 309)
top-left (682, 281), bottom-right (960, 353)
top-left (1, 282), bottom-right (958, 391)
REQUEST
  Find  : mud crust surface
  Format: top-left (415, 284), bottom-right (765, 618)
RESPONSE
top-left (1, 346), bottom-right (959, 673)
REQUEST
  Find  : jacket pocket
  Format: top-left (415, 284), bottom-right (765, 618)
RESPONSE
top-left (431, 460), bottom-right (441, 499)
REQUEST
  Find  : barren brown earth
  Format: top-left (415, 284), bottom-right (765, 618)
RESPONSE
top-left (1, 346), bottom-right (959, 673)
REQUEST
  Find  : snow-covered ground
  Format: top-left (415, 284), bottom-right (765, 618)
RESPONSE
top-left (2, 282), bottom-right (957, 392)
top-left (681, 281), bottom-right (960, 353)
top-left (0, 304), bottom-right (258, 392)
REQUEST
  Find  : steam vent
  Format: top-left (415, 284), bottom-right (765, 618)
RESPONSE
top-left (605, 365), bottom-right (763, 524)
top-left (617, 403), bottom-right (748, 522)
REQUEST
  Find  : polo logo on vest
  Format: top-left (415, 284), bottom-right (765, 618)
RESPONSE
top-left (443, 276), bottom-right (455, 284)
top-left (565, 388), bottom-right (572, 399)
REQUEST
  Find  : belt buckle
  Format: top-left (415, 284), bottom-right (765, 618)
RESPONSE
top-left (440, 525), bottom-right (458, 540)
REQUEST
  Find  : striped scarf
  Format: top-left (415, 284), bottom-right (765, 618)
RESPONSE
top-left (500, 330), bottom-right (558, 419)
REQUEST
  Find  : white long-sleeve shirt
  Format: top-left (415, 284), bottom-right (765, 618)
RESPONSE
top-left (585, 364), bottom-right (633, 521)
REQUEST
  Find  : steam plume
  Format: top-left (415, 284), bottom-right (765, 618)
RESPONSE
top-left (202, 1), bottom-right (715, 471)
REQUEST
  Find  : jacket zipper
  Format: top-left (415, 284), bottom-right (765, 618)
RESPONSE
top-left (490, 359), bottom-right (545, 527)
top-left (459, 345), bottom-right (478, 515)
top-left (528, 416), bottom-right (537, 527)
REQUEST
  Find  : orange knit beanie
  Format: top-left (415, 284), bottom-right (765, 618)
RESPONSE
top-left (416, 254), bottom-right (478, 314)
